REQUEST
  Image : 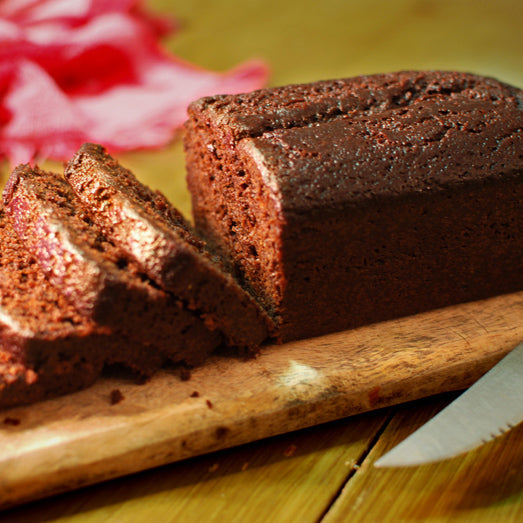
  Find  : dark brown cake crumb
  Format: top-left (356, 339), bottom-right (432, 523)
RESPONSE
top-left (190, 391), bottom-right (200, 398)
top-left (3, 417), bottom-right (21, 426)
top-left (206, 399), bottom-right (213, 409)
top-left (283, 444), bottom-right (297, 457)
top-left (109, 389), bottom-right (124, 405)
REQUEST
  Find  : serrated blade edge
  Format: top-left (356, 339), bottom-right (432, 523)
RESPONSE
top-left (375, 340), bottom-right (523, 467)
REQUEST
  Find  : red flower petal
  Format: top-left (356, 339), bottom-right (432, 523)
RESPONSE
top-left (1, 60), bottom-right (87, 165)
top-left (76, 59), bottom-right (270, 151)
top-left (0, 1), bottom-right (269, 164)
top-left (1, 0), bottom-right (149, 27)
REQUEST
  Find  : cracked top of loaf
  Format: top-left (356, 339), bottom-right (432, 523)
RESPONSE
top-left (188, 71), bottom-right (523, 212)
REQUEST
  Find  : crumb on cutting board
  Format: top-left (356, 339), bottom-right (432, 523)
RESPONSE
top-left (284, 444), bottom-right (297, 457)
top-left (3, 417), bottom-right (21, 426)
top-left (110, 389), bottom-right (125, 405)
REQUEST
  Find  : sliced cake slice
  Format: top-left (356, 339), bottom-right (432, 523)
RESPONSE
top-left (0, 209), bottom-right (164, 409)
top-left (64, 143), bottom-right (273, 350)
top-left (3, 166), bottom-right (221, 367)
top-left (0, 351), bottom-right (101, 410)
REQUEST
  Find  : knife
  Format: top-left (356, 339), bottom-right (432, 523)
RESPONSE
top-left (374, 340), bottom-right (523, 467)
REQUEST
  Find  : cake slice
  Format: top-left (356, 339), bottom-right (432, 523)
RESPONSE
top-left (0, 352), bottom-right (102, 410)
top-left (0, 209), bottom-right (165, 409)
top-left (184, 70), bottom-right (523, 341)
top-left (64, 143), bottom-right (272, 350)
top-left (3, 166), bottom-right (221, 366)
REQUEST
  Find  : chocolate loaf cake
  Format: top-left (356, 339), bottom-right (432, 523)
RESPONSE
top-left (185, 70), bottom-right (523, 341)
top-left (64, 143), bottom-right (272, 350)
top-left (3, 166), bottom-right (221, 366)
top-left (0, 209), bottom-right (163, 408)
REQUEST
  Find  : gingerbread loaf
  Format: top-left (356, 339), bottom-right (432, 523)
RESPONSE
top-left (3, 165), bottom-right (221, 366)
top-left (64, 143), bottom-right (272, 350)
top-left (184, 70), bottom-right (523, 341)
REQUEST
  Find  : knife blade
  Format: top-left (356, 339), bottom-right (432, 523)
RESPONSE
top-left (374, 340), bottom-right (523, 467)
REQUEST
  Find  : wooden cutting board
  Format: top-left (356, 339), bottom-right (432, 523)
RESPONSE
top-left (0, 291), bottom-right (522, 510)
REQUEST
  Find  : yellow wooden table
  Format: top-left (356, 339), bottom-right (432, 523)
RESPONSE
top-left (2, 1), bottom-right (523, 521)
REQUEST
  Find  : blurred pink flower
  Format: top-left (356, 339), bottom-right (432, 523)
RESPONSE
top-left (0, 0), bottom-right (269, 164)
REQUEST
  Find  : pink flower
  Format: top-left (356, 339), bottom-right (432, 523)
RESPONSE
top-left (0, 0), bottom-right (269, 165)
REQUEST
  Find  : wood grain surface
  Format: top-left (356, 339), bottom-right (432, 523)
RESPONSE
top-left (324, 400), bottom-right (523, 522)
top-left (0, 291), bottom-right (521, 510)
